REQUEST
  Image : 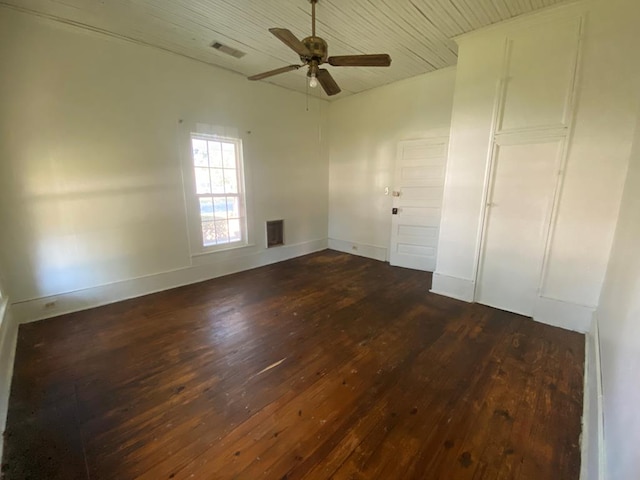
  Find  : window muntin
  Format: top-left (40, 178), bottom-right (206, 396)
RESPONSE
top-left (190, 135), bottom-right (246, 249)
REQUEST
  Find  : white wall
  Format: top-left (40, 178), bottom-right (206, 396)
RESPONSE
top-left (433, 0), bottom-right (640, 331)
top-left (327, 68), bottom-right (457, 261)
top-left (0, 7), bottom-right (329, 320)
top-left (595, 101), bottom-right (640, 480)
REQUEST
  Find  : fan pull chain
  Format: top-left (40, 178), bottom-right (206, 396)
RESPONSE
top-left (306, 80), bottom-right (310, 111)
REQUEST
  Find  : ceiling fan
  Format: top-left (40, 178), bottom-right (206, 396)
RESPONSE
top-left (248, 0), bottom-right (392, 96)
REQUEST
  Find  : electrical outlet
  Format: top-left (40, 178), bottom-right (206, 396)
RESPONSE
top-left (44, 300), bottom-right (57, 309)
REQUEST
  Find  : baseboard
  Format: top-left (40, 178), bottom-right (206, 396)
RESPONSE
top-left (0, 298), bottom-right (19, 462)
top-left (580, 316), bottom-right (605, 480)
top-left (430, 276), bottom-right (594, 333)
top-left (430, 273), bottom-right (475, 302)
top-left (327, 238), bottom-right (387, 262)
top-left (594, 317), bottom-right (605, 480)
top-left (532, 296), bottom-right (595, 333)
top-left (11, 238), bottom-right (328, 324)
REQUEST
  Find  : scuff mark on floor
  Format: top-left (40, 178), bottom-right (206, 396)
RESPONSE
top-left (252, 358), bottom-right (287, 378)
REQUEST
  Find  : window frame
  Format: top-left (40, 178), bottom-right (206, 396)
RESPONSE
top-left (186, 132), bottom-right (249, 254)
top-left (0, 273), bottom-right (7, 317)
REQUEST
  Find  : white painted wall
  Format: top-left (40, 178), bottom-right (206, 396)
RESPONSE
top-left (0, 8), bottom-right (329, 319)
top-left (327, 67), bottom-right (456, 261)
top-left (595, 101), bottom-right (640, 480)
top-left (433, 0), bottom-right (640, 331)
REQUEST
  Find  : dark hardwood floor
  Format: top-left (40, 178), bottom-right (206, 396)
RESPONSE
top-left (2, 250), bottom-right (584, 479)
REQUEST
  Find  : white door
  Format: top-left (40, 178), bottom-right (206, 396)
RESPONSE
top-left (389, 138), bottom-right (448, 271)
top-left (476, 139), bottom-right (562, 315)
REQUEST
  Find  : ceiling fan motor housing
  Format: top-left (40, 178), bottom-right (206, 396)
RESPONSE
top-left (301, 36), bottom-right (328, 63)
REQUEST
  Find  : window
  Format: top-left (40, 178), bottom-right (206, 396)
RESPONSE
top-left (190, 134), bottom-right (247, 250)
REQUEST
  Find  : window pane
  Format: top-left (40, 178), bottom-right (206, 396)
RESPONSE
top-left (211, 168), bottom-right (225, 194)
top-left (192, 139), bottom-right (208, 167)
top-left (194, 167), bottom-right (211, 194)
top-left (202, 221), bottom-right (216, 246)
top-left (215, 219), bottom-right (229, 243)
top-left (228, 218), bottom-right (241, 242)
top-left (222, 143), bottom-right (236, 168)
top-left (213, 197), bottom-right (228, 219)
top-left (208, 141), bottom-right (223, 168)
top-left (226, 196), bottom-right (240, 218)
top-left (224, 170), bottom-right (238, 193)
top-left (199, 197), bottom-right (214, 221)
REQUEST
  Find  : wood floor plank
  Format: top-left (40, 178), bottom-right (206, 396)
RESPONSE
top-left (1, 250), bottom-right (584, 479)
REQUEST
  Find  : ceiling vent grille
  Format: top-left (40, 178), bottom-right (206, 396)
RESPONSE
top-left (211, 42), bottom-right (246, 59)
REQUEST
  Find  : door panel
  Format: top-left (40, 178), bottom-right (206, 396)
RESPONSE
top-left (390, 139), bottom-right (448, 272)
top-left (499, 17), bottom-right (581, 132)
top-left (476, 140), bottom-right (562, 315)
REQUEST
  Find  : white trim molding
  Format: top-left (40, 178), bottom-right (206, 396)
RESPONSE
top-left (328, 238), bottom-right (387, 263)
top-left (431, 274), bottom-right (593, 334)
top-left (532, 296), bottom-right (595, 333)
top-left (11, 238), bottom-right (327, 324)
top-left (0, 297), bottom-right (8, 339)
top-left (0, 297), bottom-right (18, 462)
top-left (430, 273), bottom-right (475, 302)
top-left (580, 316), bottom-right (605, 480)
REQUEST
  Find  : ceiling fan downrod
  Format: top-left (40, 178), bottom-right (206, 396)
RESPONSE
top-left (311, 0), bottom-right (317, 37)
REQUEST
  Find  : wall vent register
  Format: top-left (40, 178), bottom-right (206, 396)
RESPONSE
top-left (266, 220), bottom-right (284, 248)
top-left (210, 42), bottom-right (246, 59)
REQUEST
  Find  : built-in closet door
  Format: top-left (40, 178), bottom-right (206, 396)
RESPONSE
top-left (476, 138), bottom-right (562, 315)
top-left (476, 16), bottom-right (582, 315)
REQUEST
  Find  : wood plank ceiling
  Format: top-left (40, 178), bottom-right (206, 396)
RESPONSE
top-left (1, 0), bottom-right (570, 100)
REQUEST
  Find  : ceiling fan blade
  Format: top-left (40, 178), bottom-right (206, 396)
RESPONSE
top-left (248, 64), bottom-right (302, 81)
top-left (269, 28), bottom-right (312, 57)
top-left (328, 54), bottom-right (392, 67)
top-left (316, 69), bottom-right (341, 96)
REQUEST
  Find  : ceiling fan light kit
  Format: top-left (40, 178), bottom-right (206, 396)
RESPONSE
top-left (308, 72), bottom-right (319, 88)
top-left (248, 0), bottom-right (392, 96)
